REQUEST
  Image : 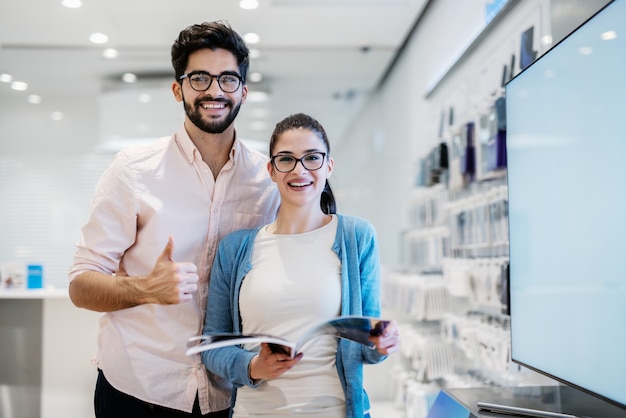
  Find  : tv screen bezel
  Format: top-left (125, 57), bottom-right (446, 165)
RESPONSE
top-left (505, 0), bottom-right (625, 411)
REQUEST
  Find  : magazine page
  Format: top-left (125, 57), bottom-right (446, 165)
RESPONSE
top-left (186, 316), bottom-right (390, 358)
top-left (295, 316), bottom-right (389, 353)
top-left (186, 333), bottom-right (296, 356)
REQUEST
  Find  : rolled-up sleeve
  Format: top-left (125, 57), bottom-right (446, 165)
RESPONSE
top-left (69, 153), bottom-right (137, 281)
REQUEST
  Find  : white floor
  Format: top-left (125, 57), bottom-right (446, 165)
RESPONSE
top-left (370, 400), bottom-right (405, 417)
top-left (364, 355), bottom-right (408, 417)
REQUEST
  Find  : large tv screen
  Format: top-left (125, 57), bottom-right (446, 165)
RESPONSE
top-left (506, 0), bottom-right (626, 409)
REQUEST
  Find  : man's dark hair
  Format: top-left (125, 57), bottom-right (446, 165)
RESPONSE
top-left (171, 21), bottom-right (250, 82)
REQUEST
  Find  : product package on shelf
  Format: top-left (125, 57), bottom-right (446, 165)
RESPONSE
top-left (0, 263), bottom-right (26, 290)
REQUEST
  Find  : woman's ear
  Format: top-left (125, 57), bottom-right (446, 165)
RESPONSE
top-left (326, 156), bottom-right (335, 178)
top-left (267, 160), bottom-right (276, 182)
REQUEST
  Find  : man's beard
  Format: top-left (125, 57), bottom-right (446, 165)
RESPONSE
top-left (183, 96), bottom-right (242, 134)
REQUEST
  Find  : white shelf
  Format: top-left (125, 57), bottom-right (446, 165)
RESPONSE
top-left (0, 287), bottom-right (69, 299)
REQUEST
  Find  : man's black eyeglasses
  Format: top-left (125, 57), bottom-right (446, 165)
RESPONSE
top-left (179, 71), bottom-right (243, 93)
top-left (270, 152), bottom-right (326, 173)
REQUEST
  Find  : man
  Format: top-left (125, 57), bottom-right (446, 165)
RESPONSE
top-left (68, 21), bottom-right (280, 418)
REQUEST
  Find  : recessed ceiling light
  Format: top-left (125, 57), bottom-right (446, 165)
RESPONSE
top-left (248, 72), bottom-right (263, 83)
top-left (62, 0), bottom-right (82, 8)
top-left (11, 81), bottom-right (28, 91)
top-left (0, 73), bottom-right (13, 83)
top-left (122, 73), bottom-right (137, 83)
top-left (51, 111), bottom-right (64, 121)
top-left (89, 33), bottom-right (109, 44)
top-left (240, 0), bottom-right (259, 9)
top-left (244, 33), bottom-right (260, 44)
top-left (138, 93), bottom-right (152, 103)
top-left (102, 48), bottom-right (119, 59)
top-left (28, 94), bottom-right (42, 104)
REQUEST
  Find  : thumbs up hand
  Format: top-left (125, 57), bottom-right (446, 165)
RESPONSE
top-left (142, 236), bottom-right (199, 305)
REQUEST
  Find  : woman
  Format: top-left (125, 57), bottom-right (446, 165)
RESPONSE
top-left (200, 113), bottom-right (400, 417)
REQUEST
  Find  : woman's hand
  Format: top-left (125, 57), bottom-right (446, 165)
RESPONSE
top-left (248, 343), bottom-right (304, 381)
top-left (369, 320), bottom-right (400, 355)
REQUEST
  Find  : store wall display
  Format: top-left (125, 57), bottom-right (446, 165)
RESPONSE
top-left (383, 272), bottom-right (450, 322)
top-left (506, 0), bottom-right (626, 411)
top-left (478, 96), bottom-right (508, 176)
top-left (336, 0), bottom-right (617, 416)
top-left (519, 26), bottom-right (538, 70)
top-left (459, 122), bottom-right (476, 184)
top-left (417, 142), bottom-right (449, 187)
top-left (382, 2), bottom-right (558, 416)
top-left (447, 183), bottom-right (509, 259)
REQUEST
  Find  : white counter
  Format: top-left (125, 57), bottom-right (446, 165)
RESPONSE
top-left (0, 288), bottom-right (100, 418)
top-left (0, 287), bottom-right (70, 299)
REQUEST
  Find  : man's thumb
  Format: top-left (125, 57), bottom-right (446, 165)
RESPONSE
top-left (158, 236), bottom-right (174, 262)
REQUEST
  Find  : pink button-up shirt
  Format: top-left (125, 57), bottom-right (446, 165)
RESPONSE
top-left (69, 125), bottom-right (280, 413)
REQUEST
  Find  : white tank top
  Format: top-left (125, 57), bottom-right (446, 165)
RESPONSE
top-left (235, 215), bottom-right (345, 417)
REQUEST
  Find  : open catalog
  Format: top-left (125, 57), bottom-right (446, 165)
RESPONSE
top-left (186, 316), bottom-right (390, 359)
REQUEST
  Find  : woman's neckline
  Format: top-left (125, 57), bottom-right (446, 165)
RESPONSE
top-left (265, 214), bottom-right (335, 235)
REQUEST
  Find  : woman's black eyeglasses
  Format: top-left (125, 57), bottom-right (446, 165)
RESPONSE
top-left (270, 152), bottom-right (326, 173)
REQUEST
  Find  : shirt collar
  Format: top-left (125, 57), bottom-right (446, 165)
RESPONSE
top-left (174, 124), bottom-right (240, 164)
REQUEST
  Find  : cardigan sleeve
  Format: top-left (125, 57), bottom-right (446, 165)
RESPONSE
top-left (358, 222), bottom-right (388, 364)
top-left (200, 230), bottom-right (261, 388)
top-left (341, 215), bottom-right (387, 364)
top-left (353, 217), bottom-right (382, 319)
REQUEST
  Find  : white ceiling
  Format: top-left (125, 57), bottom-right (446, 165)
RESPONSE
top-left (0, 0), bottom-right (427, 152)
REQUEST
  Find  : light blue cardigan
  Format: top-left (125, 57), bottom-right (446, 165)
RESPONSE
top-left (201, 214), bottom-right (387, 418)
